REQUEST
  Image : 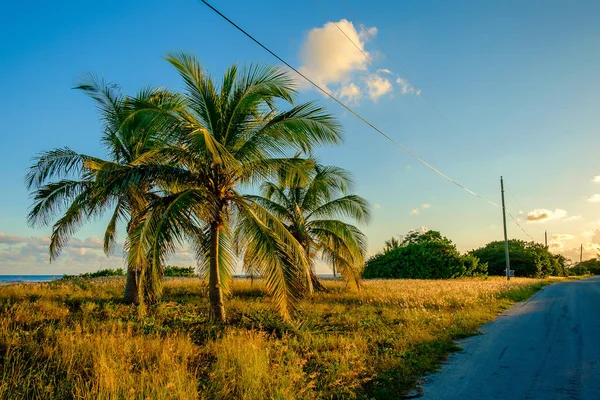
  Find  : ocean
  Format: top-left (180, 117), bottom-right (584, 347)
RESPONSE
top-left (0, 275), bottom-right (63, 284)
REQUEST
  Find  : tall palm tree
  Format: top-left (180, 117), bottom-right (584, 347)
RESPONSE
top-left (26, 77), bottom-right (179, 305)
top-left (129, 53), bottom-right (343, 322)
top-left (247, 162), bottom-right (370, 290)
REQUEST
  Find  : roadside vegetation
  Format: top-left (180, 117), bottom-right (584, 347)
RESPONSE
top-left (0, 277), bottom-right (558, 399)
top-left (365, 230), bottom-right (576, 279)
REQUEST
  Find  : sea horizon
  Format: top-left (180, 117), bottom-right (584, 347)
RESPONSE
top-left (0, 275), bottom-right (64, 283)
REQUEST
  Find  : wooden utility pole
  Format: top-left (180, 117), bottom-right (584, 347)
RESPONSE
top-left (501, 177), bottom-right (510, 281)
top-left (580, 244), bottom-right (583, 264)
top-left (545, 231), bottom-right (548, 248)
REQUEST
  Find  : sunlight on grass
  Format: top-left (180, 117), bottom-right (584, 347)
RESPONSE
top-left (0, 276), bottom-right (558, 399)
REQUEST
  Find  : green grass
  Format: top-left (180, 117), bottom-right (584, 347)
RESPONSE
top-left (0, 276), bottom-right (558, 399)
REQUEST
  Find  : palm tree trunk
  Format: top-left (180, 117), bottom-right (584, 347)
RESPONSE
top-left (209, 222), bottom-right (226, 323)
top-left (123, 214), bottom-right (141, 305)
top-left (310, 269), bottom-right (327, 292)
top-left (124, 267), bottom-right (140, 305)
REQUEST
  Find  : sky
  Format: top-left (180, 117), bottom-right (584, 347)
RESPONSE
top-left (1, 0), bottom-right (600, 274)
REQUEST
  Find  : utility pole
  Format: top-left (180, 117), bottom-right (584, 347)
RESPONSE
top-left (580, 244), bottom-right (583, 264)
top-left (545, 231), bottom-right (548, 248)
top-left (501, 177), bottom-right (511, 281)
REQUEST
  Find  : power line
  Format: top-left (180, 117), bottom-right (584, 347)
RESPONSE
top-left (314, 0), bottom-right (539, 243)
top-left (198, 0), bottom-right (500, 209)
top-left (338, 0), bottom-right (467, 142)
top-left (506, 211), bottom-right (535, 241)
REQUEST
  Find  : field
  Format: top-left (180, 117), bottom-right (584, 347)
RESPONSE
top-left (0, 277), bottom-right (558, 399)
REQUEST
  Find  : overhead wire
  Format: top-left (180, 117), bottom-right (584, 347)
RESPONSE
top-left (338, 0), bottom-right (467, 142)
top-left (198, 0), bottom-right (542, 242)
top-left (330, 0), bottom-right (540, 242)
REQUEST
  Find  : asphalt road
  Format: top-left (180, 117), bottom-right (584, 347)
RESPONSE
top-left (420, 277), bottom-right (600, 400)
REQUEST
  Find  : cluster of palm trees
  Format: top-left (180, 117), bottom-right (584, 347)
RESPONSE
top-left (26, 53), bottom-right (370, 322)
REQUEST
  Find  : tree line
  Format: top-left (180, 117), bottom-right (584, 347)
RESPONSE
top-left (26, 53), bottom-right (369, 322)
top-left (364, 230), bottom-right (574, 279)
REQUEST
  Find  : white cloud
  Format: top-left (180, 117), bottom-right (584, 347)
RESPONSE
top-left (409, 203), bottom-right (433, 216)
top-left (337, 82), bottom-right (361, 104)
top-left (583, 229), bottom-right (600, 244)
top-left (395, 76), bottom-right (416, 95)
top-left (374, 204), bottom-right (381, 209)
top-left (593, 176), bottom-right (600, 183)
top-left (564, 215), bottom-right (582, 222)
top-left (298, 20), bottom-right (416, 104)
top-left (299, 19), bottom-right (370, 90)
top-left (0, 232), bottom-right (199, 275)
top-left (560, 242), bottom-right (600, 262)
top-left (526, 208), bottom-right (568, 223)
top-left (365, 74), bottom-right (392, 101)
top-left (588, 194), bottom-right (600, 203)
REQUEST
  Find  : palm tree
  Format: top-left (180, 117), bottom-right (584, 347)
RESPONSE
top-left (384, 236), bottom-right (401, 254)
top-left (247, 162), bottom-right (370, 290)
top-left (129, 53), bottom-right (343, 322)
top-left (26, 77), bottom-right (179, 305)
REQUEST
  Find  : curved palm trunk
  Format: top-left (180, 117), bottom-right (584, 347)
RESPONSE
top-left (310, 269), bottom-right (327, 292)
top-left (124, 268), bottom-right (140, 305)
top-left (209, 222), bottom-right (226, 322)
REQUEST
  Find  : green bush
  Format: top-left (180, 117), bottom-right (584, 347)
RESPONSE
top-left (363, 230), bottom-right (487, 279)
top-left (568, 258), bottom-right (600, 275)
top-left (469, 240), bottom-right (567, 278)
top-left (63, 268), bottom-right (124, 279)
top-left (164, 266), bottom-right (197, 277)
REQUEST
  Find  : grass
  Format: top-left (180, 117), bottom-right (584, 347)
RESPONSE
top-left (0, 276), bottom-right (561, 399)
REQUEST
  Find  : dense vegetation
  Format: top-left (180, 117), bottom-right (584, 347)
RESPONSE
top-left (363, 230), bottom-right (487, 279)
top-left (568, 258), bottom-right (600, 276)
top-left (164, 266), bottom-right (197, 277)
top-left (0, 277), bottom-right (556, 399)
top-left (469, 240), bottom-right (567, 278)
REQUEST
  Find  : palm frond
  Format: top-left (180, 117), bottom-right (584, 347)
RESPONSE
top-left (307, 195), bottom-right (371, 225)
top-left (234, 197), bottom-right (311, 319)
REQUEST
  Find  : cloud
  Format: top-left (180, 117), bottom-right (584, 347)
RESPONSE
top-left (564, 215), bottom-right (582, 222)
top-left (365, 74), bottom-right (392, 101)
top-left (560, 242), bottom-right (600, 262)
top-left (409, 203), bottom-right (433, 216)
top-left (593, 176), bottom-right (600, 183)
top-left (299, 19), bottom-right (370, 90)
top-left (337, 82), bottom-right (361, 104)
top-left (395, 76), bottom-right (418, 95)
top-left (298, 20), bottom-right (418, 104)
top-left (588, 194), bottom-right (600, 203)
top-left (0, 232), bottom-right (205, 275)
top-left (551, 233), bottom-right (575, 241)
top-left (526, 209), bottom-right (568, 223)
top-left (583, 229), bottom-right (600, 244)
top-left (374, 204), bottom-right (381, 209)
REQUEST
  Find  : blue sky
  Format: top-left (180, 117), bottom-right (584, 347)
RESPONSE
top-left (1, 0), bottom-right (600, 274)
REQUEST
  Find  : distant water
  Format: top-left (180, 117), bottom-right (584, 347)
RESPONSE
top-left (0, 275), bottom-right (63, 284)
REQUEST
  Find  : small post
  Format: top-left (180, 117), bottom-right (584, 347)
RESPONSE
top-left (501, 177), bottom-right (511, 281)
top-left (545, 231), bottom-right (548, 248)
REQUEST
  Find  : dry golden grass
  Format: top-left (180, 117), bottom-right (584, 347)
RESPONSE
top-left (0, 276), bottom-right (559, 399)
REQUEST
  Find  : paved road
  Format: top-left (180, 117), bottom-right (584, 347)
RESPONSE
top-left (420, 277), bottom-right (600, 400)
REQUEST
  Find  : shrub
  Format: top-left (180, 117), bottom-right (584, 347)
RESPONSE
top-left (164, 266), bottom-right (196, 277)
top-left (364, 230), bottom-right (487, 279)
